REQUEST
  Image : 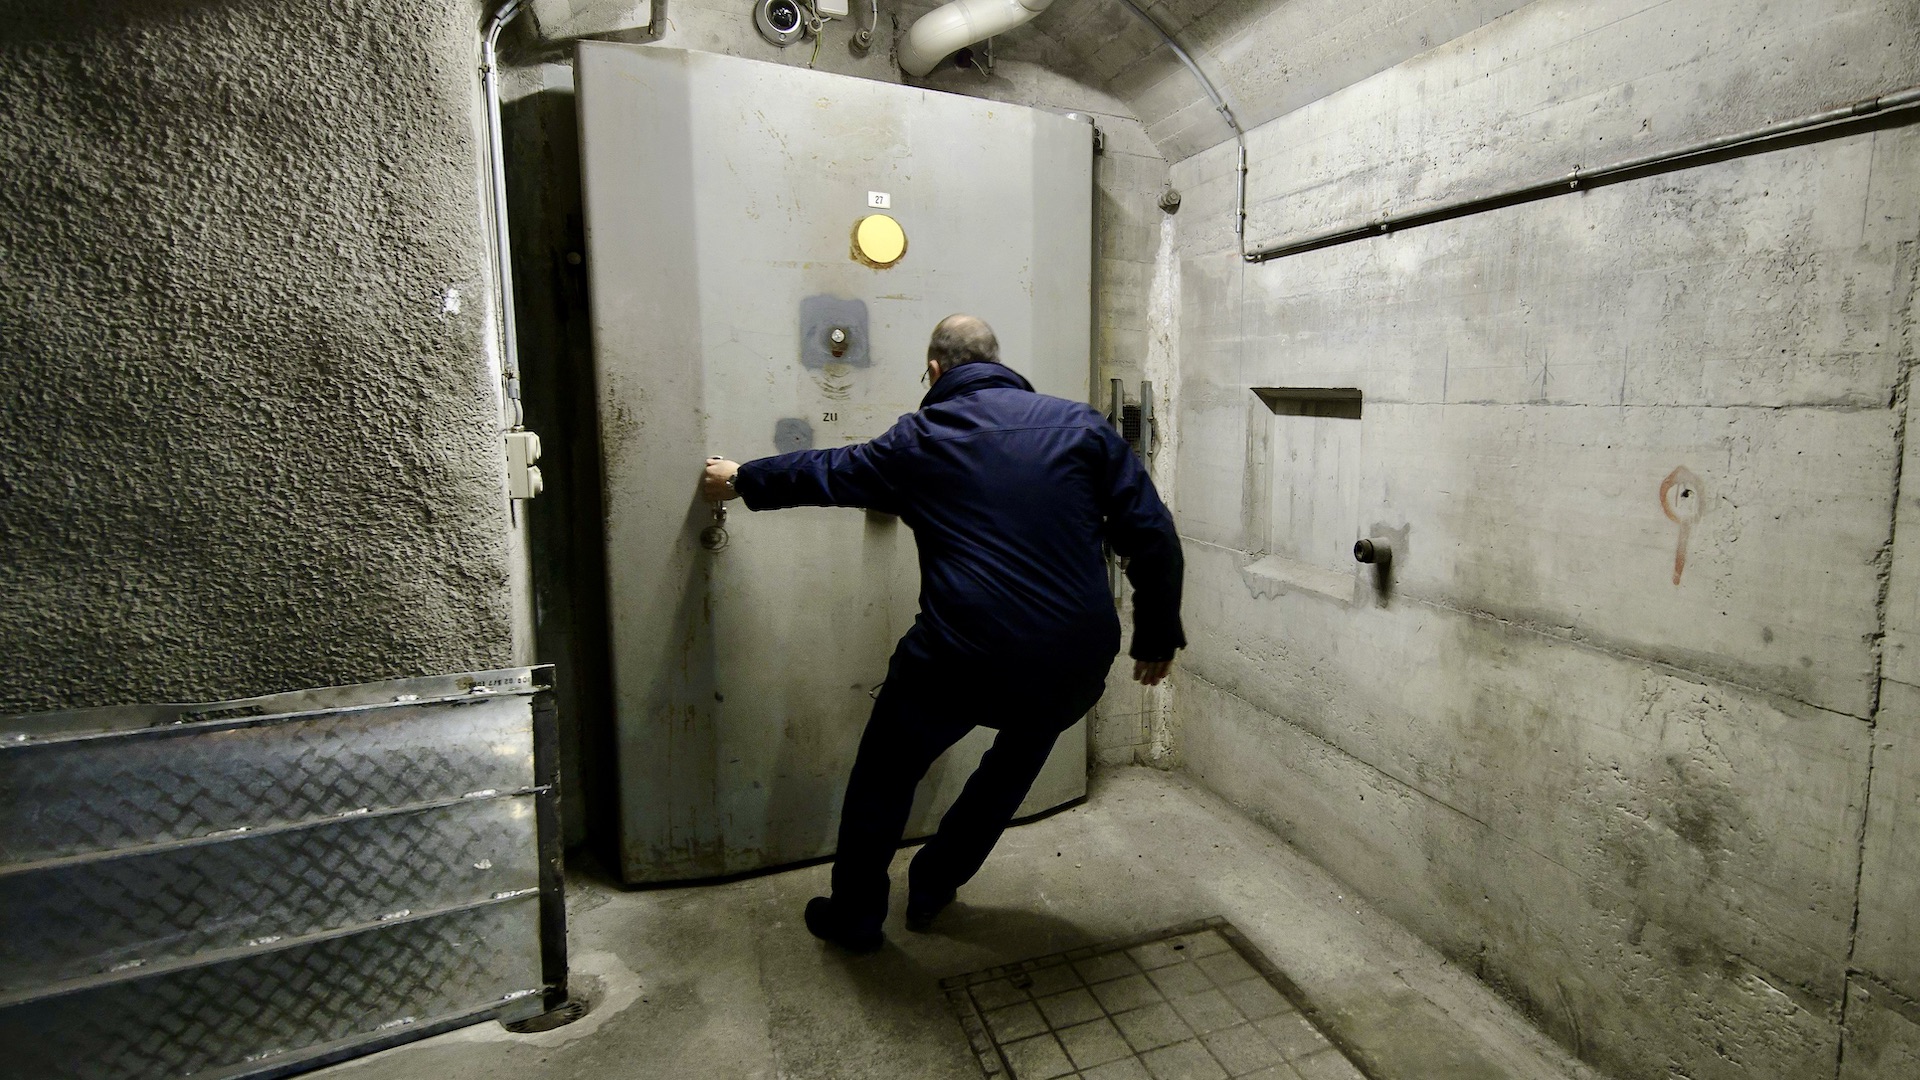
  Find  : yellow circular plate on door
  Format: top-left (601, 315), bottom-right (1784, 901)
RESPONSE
top-left (852, 214), bottom-right (907, 267)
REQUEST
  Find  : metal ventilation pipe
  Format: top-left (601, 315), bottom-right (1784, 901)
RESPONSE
top-left (897, 0), bottom-right (1054, 77)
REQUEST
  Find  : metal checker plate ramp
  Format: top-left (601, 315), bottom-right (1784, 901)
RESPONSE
top-left (941, 917), bottom-right (1371, 1080)
top-left (0, 668), bottom-right (566, 1080)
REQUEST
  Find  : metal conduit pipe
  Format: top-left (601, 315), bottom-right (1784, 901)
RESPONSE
top-left (1114, 0), bottom-right (1237, 137)
top-left (1111, 0), bottom-right (1246, 247)
top-left (854, 0), bottom-right (878, 49)
top-left (483, 0), bottom-right (528, 429)
top-left (1246, 83), bottom-right (1920, 263)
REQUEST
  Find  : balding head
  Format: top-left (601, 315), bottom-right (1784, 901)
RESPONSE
top-left (927, 314), bottom-right (1000, 370)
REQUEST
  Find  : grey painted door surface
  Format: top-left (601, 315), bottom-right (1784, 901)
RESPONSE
top-left (577, 43), bottom-right (1094, 883)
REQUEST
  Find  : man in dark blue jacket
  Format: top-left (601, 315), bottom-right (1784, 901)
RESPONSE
top-left (701, 314), bottom-right (1183, 951)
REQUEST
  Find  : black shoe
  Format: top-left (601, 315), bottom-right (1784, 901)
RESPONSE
top-left (904, 888), bottom-right (956, 933)
top-left (804, 896), bottom-right (883, 953)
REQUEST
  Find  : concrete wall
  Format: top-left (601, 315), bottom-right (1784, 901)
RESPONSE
top-left (0, 0), bottom-right (515, 713)
top-left (1161, 1), bottom-right (1920, 1077)
top-left (1852, 397), bottom-right (1920, 1069)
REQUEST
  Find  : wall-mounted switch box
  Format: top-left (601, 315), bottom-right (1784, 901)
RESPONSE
top-left (505, 430), bottom-right (544, 500)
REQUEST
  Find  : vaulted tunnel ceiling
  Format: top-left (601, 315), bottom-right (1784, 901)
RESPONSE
top-left (910, 0), bottom-right (1533, 161)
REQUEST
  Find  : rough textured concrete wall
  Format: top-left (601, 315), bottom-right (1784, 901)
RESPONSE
top-left (0, 0), bottom-right (514, 713)
top-left (1162, 1), bottom-right (1920, 1077)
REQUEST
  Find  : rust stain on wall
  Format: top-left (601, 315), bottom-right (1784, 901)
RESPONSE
top-left (1660, 467), bottom-right (1703, 586)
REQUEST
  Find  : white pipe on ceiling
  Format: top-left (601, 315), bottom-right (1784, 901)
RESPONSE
top-left (897, 0), bottom-right (1054, 77)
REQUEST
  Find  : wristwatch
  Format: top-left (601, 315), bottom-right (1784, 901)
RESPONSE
top-left (725, 473), bottom-right (737, 491)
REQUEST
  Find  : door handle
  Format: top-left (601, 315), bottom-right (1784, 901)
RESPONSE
top-left (700, 505), bottom-right (730, 552)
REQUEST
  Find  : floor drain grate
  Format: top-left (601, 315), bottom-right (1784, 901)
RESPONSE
top-left (940, 917), bottom-right (1368, 1080)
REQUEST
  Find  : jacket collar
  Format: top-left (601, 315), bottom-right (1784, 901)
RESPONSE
top-left (919, 361), bottom-right (1034, 408)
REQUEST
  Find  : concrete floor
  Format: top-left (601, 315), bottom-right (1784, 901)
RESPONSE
top-left (320, 768), bottom-right (1604, 1080)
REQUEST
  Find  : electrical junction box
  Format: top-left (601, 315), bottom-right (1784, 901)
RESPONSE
top-left (816, 0), bottom-right (849, 16)
top-left (505, 430), bottom-right (544, 500)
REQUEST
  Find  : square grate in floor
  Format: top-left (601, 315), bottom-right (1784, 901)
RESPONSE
top-left (941, 917), bottom-right (1369, 1080)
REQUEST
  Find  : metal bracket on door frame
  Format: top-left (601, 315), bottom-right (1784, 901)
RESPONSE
top-left (1107, 378), bottom-right (1156, 462)
top-left (1105, 379), bottom-right (1155, 598)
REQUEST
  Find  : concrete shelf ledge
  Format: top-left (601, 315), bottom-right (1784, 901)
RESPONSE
top-left (1242, 554), bottom-right (1356, 605)
top-left (1251, 387), bottom-right (1364, 419)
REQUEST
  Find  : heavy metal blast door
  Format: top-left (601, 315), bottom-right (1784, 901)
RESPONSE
top-left (577, 44), bottom-right (1095, 883)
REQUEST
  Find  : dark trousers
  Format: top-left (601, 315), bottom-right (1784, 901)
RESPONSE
top-left (829, 649), bottom-right (1108, 933)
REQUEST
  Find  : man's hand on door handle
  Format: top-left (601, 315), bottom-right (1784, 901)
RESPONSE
top-left (702, 457), bottom-right (742, 502)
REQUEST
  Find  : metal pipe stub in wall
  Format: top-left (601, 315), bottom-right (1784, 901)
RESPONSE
top-left (1353, 537), bottom-right (1392, 564)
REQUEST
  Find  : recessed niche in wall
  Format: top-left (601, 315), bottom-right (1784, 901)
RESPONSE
top-left (1242, 387), bottom-right (1365, 604)
top-left (1252, 386), bottom-right (1362, 419)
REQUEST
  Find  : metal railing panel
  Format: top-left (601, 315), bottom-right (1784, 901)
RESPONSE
top-left (2, 695), bottom-right (535, 866)
top-left (0, 897), bottom-right (543, 1080)
top-left (0, 668), bottom-right (564, 1079)
top-left (2, 795), bottom-right (541, 996)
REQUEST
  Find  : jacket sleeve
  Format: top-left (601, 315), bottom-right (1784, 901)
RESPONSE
top-left (1095, 424), bottom-right (1186, 662)
top-left (732, 423), bottom-right (908, 515)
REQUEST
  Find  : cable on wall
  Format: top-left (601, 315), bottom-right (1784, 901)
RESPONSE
top-left (482, 0), bottom-right (529, 430)
top-left (1112, 0), bottom-right (1247, 253)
